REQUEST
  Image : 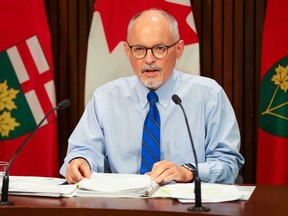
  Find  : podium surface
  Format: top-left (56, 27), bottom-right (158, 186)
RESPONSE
top-left (1, 184), bottom-right (288, 216)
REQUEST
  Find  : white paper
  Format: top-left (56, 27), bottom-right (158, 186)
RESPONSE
top-left (235, 185), bottom-right (256, 200)
top-left (6, 176), bottom-right (77, 197)
top-left (2, 175), bottom-right (256, 202)
top-left (155, 182), bottom-right (255, 203)
top-left (76, 173), bottom-right (159, 197)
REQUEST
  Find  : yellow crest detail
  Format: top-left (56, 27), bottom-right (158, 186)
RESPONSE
top-left (262, 64), bottom-right (288, 120)
top-left (0, 80), bottom-right (20, 137)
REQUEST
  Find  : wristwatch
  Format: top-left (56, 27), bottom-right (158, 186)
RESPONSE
top-left (182, 163), bottom-right (197, 182)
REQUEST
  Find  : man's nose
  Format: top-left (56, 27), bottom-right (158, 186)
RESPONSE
top-left (145, 49), bottom-right (156, 64)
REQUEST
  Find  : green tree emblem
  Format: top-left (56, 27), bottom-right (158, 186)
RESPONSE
top-left (259, 57), bottom-right (288, 138)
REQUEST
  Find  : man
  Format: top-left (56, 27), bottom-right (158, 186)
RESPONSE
top-left (60, 9), bottom-right (244, 184)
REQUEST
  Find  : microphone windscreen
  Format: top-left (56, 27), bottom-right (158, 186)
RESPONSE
top-left (172, 94), bottom-right (182, 104)
top-left (57, 99), bottom-right (71, 110)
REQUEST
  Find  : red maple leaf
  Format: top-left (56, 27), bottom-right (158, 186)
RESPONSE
top-left (95, 0), bottom-right (198, 53)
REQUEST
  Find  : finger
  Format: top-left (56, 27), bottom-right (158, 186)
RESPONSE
top-left (150, 161), bottom-right (170, 180)
top-left (79, 162), bottom-right (91, 179)
top-left (65, 164), bottom-right (82, 184)
top-left (65, 159), bottom-right (90, 184)
top-left (156, 172), bottom-right (176, 183)
top-left (144, 172), bottom-right (151, 176)
top-left (154, 166), bottom-right (177, 183)
top-left (156, 166), bottom-right (192, 183)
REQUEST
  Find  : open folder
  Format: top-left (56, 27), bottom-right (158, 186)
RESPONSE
top-left (5, 173), bottom-right (160, 198)
top-left (4, 173), bottom-right (255, 202)
top-left (76, 172), bottom-right (160, 197)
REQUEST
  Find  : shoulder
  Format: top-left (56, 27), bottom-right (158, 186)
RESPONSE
top-left (85, 76), bottom-right (139, 112)
top-left (176, 71), bottom-right (223, 94)
top-left (94, 76), bottom-right (138, 96)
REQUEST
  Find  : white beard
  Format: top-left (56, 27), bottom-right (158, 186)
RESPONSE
top-left (141, 76), bottom-right (163, 90)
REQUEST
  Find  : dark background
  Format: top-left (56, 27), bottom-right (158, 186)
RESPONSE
top-left (44, 0), bottom-right (267, 183)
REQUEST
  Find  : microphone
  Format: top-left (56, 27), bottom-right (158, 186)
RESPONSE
top-left (172, 94), bottom-right (210, 212)
top-left (0, 99), bottom-right (71, 206)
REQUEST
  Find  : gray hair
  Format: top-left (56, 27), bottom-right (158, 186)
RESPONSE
top-left (127, 9), bottom-right (180, 41)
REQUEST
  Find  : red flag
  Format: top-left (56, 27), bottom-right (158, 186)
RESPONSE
top-left (0, 0), bottom-right (59, 177)
top-left (84, 0), bottom-right (199, 104)
top-left (257, 0), bottom-right (288, 184)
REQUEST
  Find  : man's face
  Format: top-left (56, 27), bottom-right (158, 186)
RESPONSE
top-left (124, 12), bottom-right (184, 90)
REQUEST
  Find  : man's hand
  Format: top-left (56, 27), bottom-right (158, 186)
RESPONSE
top-left (65, 158), bottom-right (91, 184)
top-left (148, 160), bottom-right (193, 183)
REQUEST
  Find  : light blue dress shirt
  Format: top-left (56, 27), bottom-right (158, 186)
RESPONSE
top-left (60, 70), bottom-right (244, 183)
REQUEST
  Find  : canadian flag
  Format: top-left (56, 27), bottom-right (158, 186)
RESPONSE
top-left (0, 0), bottom-right (58, 177)
top-left (84, 0), bottom-right (199, 104)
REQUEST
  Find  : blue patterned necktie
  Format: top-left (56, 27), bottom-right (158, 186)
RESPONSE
top-left (140, 91), bottom-right (161, 174)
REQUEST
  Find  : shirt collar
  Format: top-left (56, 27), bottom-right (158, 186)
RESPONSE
top-left (136, 70), bottom-right (179, 110)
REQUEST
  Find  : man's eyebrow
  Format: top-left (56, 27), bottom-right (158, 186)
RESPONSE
top-left (129, 42), bottom-right (167, 47)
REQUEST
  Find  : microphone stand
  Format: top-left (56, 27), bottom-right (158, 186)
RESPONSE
top-left (172, 95), bottom-right (210, 212)
top-left (0, 99), bottom-right (71, 206)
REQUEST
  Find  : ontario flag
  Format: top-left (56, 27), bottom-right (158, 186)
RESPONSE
top-left (257, 0), bottom-right (288, 184)
top-left (0, 0), bottom-right (59, 177)
top-left (84, 0), bottom-right (199, 104)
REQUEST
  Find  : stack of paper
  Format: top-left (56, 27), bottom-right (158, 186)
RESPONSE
top-left (153, 182), bottom-right (252, 203)
top-left (2, 174), bottom-right (256, 202)
top-left (76, 173), bottom-right (159, 197)
top-left (7, 176), bottom-right (77, 197)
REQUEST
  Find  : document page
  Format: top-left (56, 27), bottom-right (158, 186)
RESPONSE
top-left (153, 182), bottom-right (255, 203)
top-left (3, 175), bottom-right (255, 202)
top-left (7, 176), bottom-right (77, 197)
top-left (76, 172), bottom-right (159, 198)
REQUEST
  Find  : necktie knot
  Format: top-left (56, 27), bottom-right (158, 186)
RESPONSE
top-left (147, 91), bottom-right (158, 105)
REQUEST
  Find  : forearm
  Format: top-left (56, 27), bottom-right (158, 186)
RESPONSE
top-left (198, 156), bottom-right (243, 183)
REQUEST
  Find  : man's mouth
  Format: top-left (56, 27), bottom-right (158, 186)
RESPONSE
top-left (141, 64), bottom-right (161, 74)
top-left (145, 68), bottom-right (159, 73)
top-left (142, 69), bottom-right (159, 77)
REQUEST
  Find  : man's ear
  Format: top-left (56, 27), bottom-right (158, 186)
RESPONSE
top-left (123, 42), bottom-right (130, 58)
top-left (176, 40), bottom-right (185, 59)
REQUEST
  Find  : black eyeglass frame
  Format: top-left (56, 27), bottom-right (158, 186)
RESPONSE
top-left (127, 40), bottom-right (180, 60)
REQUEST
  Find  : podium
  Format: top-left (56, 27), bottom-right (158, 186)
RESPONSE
top-left (1, 184), bottom-right (288, 216)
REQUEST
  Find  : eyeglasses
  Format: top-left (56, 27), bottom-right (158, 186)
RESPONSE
top-left (128, 40), bottom-right (179, 60)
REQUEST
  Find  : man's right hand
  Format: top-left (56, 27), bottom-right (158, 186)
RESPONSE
top-left (65, 158), bottom-right (91, 184)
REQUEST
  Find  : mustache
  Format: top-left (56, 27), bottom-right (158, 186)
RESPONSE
top-left (141, 64), bottom-right (161, 73)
